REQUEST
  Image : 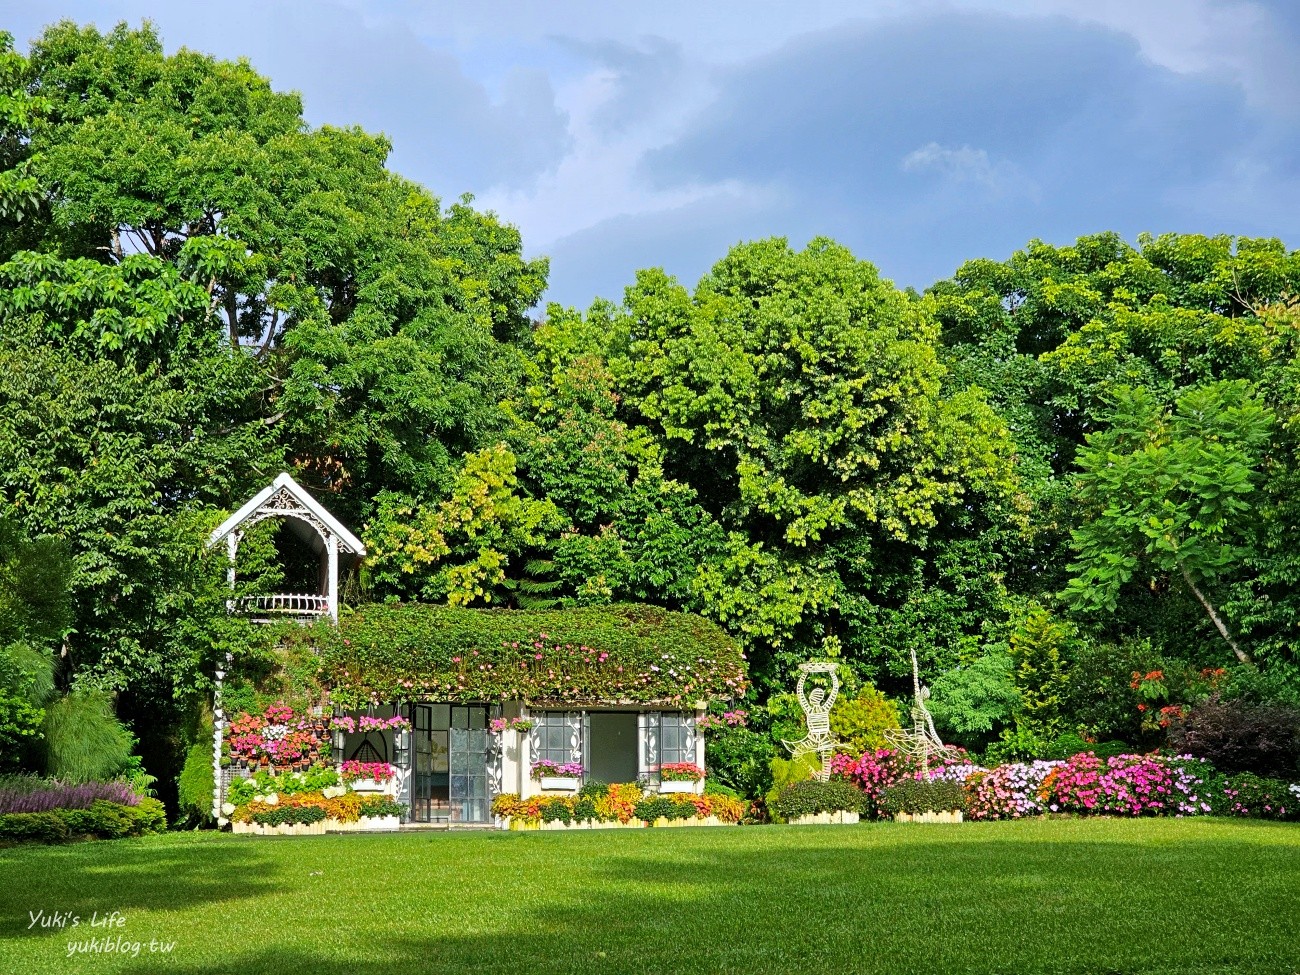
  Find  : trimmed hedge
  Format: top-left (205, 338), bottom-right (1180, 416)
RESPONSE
top-left (0, 797), bottom-right (166, 844)
top-left (879, 778), bottom-right (967, 816)
top-left (301, 603), bottom-right (747, 708)
top-left (770, 780), bottom-right (867, 822)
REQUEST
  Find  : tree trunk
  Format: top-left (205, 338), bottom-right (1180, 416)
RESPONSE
top-left (1180, 564), bottom-right (1250, 664)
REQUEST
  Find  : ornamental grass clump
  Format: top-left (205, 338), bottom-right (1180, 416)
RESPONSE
top-left (965, 761), bottom-right (1061, 820)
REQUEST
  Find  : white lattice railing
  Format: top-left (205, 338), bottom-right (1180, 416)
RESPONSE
top-left (231, 593), bottom-right (329, 616)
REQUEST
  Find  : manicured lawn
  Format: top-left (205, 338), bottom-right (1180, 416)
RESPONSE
top-left (1, 819), bottom-right (1298, 975)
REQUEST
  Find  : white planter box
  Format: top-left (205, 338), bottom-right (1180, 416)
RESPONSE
top-left (358, 814), bottom-right (400, 831)
top-left (539, 776), bottom-right (580, 791)
top-left (790, 810), bottom-right (861, 826)
top-left (894, 810), bottom-right (963, 824)
top-left (348, 778), bottom-right (394, 794)
top-left (658, 780), bottom-right (698, 793)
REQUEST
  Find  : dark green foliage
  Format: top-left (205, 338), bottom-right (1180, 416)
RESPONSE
top-left (571, 797), bottom-right (598, 822)
top-left (308, 603), bottom-right (746, 708)
top-left (1168, 696), bottom-right (1300, 779)
top-left (1063, 638), bottom-right (1155, 742)
top-left (250, 804), bottom-right (326, 827)
top-left (176, 743), bottom-right (215, 823)
top-left (770, 780), bottom-right (867, 821)
top-left (1220, 773), bottom-right (1299, 820)
top-left (540, 800), bottom-right (573, 824)
top-left (632, 795), bottom-right (694, 822)
top-left (703, 725), bottom-right (775, 800)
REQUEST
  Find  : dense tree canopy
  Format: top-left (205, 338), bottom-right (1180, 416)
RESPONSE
top-left (0, 21), bottom-right (1297, 798)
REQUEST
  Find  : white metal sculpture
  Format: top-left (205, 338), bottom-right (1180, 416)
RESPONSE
top-left (782, 662), bottom-right (842, 781)
top-left (884, 648), bottom-right (957, 775)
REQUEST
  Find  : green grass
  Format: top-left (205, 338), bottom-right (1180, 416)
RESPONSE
top-left (1, 819), bottom-right (1298, 975)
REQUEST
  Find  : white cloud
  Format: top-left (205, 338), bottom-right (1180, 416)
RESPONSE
top-left (900, 142), bottom-right (1023, 192)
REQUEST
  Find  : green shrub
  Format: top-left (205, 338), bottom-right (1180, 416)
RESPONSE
top-left (633, 795), bottom-right (684, 822)
top-left (770, 780), bottom-right (866, 822)
top-left (703, 780), bottom-right (742, 799)
top-left (70, 800), bottom-right (134, 838)
top-left (572, 797), bottom-right (598, 821)
top-left (830, 686), bottom-right (902, 754)
top-left (929, 651), bottom-right (1020, 749)
top-left (576, 780), bottom-right (609, 801)
top-left (702, 725), bottom-right (774, 800)
top-left (357, 797), bottom-right (405, 818)
top-left (879, 777), bottom-right (967, 816)
top-left (131, 797), bottom-right (167, 834)
top-left (177, 743), bottom-right (215, 823)
top-left (0, 811), bottom-right (70, 843)
top-left (983, 726), bottom-right (1047, 764)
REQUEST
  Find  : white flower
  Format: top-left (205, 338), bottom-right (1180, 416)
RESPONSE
top-left (220, 802), bottom-right (236, 816)
top-left (261, 793), bottom-right (279, 806)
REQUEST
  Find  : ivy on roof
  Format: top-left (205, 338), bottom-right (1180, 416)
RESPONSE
top-left (297, 603), bottom-right (748, 710)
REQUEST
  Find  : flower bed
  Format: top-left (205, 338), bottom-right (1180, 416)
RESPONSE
top-left (829, 747), bottom-right (1297, 823)
top-left (492, 783), bottom-right (743, 829)
top-left (0, 776), bottom-right (166, 845)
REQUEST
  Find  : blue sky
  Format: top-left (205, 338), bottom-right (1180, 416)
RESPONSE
top-left (6, 1), bottom-right (1300, 309)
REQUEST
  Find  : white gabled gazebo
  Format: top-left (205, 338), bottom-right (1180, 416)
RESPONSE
top-left (209, 473), bottom-right (365, 822)
top-left (208, 471), bottom-right (365, 622)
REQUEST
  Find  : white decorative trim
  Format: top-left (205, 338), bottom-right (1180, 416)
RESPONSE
top-left (208, 472), bottom-right (365, 555)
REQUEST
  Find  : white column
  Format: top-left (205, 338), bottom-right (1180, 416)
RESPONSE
top-left (327, 534), bottom-right (339, 621)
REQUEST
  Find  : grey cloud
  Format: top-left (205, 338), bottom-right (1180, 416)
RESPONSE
top-left (566, 11), bottom-right (1284, 299)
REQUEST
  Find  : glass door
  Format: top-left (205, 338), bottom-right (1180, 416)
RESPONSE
top-left (409, 704), bottom-right (489, 824)
top-left (410, 704), bottom-right (451, 823)
top-left (449, 705), bottom-right (489, 823)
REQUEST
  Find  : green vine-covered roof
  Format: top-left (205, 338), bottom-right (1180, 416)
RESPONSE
top-left (298, 603), bottom-right (748, 709)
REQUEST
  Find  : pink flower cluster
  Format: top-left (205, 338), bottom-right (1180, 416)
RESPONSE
top-left (657, 762), bottom-right (706, 782)
top-left (330, 714), bottom-right (411, 734)
top-left (966, 761), bottom-right (1061, 820)
top-left (530, 759), bottom-right (584, 779)
top-left (696, 710), bottom-right (749, 732)
top-left (1042, 753), bottom-right (1211, 817)
top-left (340, 760), bottom-right (395, 784)
top-left (488, 717), bottom-right (533, 734)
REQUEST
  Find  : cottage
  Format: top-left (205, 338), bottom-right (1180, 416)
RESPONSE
top-left (208, 474), bottom-right (747, 827)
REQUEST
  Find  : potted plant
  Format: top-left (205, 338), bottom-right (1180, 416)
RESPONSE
top-left (657, 762), bottom-right (705, 793)
top-left (531, 760), bottom-right (583, 791)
